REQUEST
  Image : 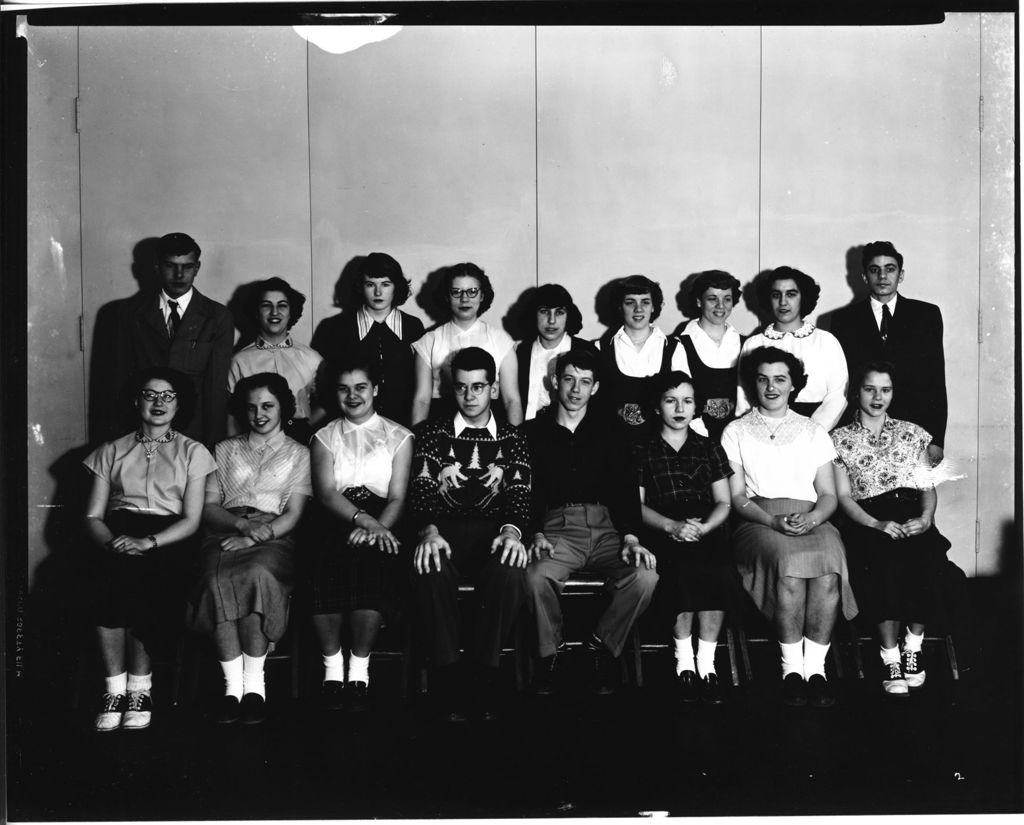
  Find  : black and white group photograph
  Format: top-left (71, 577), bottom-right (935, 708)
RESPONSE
top-left (2, 1), bottom-right (1020, 822)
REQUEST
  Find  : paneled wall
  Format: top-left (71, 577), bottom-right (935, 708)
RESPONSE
top-left (24, 17), bottom-right (1016, 591)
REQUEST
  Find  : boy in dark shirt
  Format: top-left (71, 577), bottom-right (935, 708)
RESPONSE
top-left (524, 349), bottom-right (658, 695)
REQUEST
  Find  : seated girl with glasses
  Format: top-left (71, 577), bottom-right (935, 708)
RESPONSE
top-left (411, 263), bottom-right (523, 426)
top-left (82, 367), bottom-right (216, 732)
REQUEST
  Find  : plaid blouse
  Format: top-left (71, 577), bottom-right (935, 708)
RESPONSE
top-left (633, 432), bottom-right (733, 511)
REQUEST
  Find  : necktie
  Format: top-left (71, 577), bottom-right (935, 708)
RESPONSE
top-left (880, 303), bottom-right (892, 344)
top-left (167, 300), bottom-right (181, 339)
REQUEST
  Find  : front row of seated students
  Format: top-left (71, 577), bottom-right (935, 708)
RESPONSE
top-left (81, 345), bottom-right (953, 730)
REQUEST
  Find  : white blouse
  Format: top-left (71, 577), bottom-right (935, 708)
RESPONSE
top-left (721, 409), bottom-right (837, 502)
top-left (734, 323), bottom-right (848, 431)
top-left (314, 413), bottom-right (413, 499)
top-left (412, 320), bottom-right (515, 399)
top-left (228, 337), bottom-right (324, 419)
top-left (520, 336), bottom-right (572, 420)
top-left (596, 326), bottom-right (689, 376)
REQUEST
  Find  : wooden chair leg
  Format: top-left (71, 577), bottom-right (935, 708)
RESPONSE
top-left (849, 621), bottom-right (865, 680)
top-left (725, 627), bottom-right (741, 687)
top-left (625, 626), bottom-right (643, 688)
top-left (945, 633), bottom-right (960, 680)
top-left (830, 639), bottom-right (845, 679)
top-left (737, 626), bottom-right (752, 682)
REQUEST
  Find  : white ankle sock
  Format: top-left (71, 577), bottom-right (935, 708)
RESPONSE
top-left (696, 639), bottom-right (717, 677)
top-left (879, 646), bottom-right (900, 666)
top-left (323, 650), bottom-right (345, 683)
top-left (673, 636), bottom-right (695, 675)
top-left (220, 655), bottom-right (243, 699)
top-left (904, 629), bottom-right (924, 652)
top-left (126, 672), bottom-right (152, 694)
top-left (348, 653), bottom-right (370, 685)
top-left (803, 638), bottom-right (830, 678)
top-left (779, 640), bottom-right (803, 678)
top-left (242, 652), bottom-right (267, 698)
top-left (105, 672), bottom-right (128, 695)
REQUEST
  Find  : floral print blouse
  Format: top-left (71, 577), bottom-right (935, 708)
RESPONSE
top-left (831, 414), bottom-right (932, 500)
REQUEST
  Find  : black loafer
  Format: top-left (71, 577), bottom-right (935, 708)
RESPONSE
top-left (214, 694), bottom-right (241, 725)
top-left (345, 681), bottom-right (369, 713)
top-left (701, 673), bottom-right (725, 705)
top-left (677, 670), bottom-right (700, 703)
top-left (782, 673), bottom-right (807, 707)
top-left (321, 680), bottom-right (346, 711)
top-left (240, 693), bottom-right (266, 725)
top-left (807, 674), bottom-right (836, 708)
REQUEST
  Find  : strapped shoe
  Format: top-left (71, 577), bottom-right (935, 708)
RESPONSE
top-left (782, 673), bottom-right (807, 707)
top-left (122, 691), bottom-right (152, 730)
top-left (94, 692), bottom-right (127, 732)
top-left (881, 661), bottom-right (909, 696)
top-left (806, 674), bottom-right (836, 709)
top-left (677, 670), bottom-right (700, 703)
top-left (901, 648), bottom-right (926, 689)
top-left (700, 673), bottom-right (725, 705)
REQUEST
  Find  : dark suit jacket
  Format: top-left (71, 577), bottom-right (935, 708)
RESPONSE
top-left (111, 288), bottom-right (234, 446)
top-left (829, 295), bottom-right (947, 447)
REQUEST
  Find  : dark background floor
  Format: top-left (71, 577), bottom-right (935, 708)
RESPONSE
top-left (7, 575), bottom-right (1023, 821)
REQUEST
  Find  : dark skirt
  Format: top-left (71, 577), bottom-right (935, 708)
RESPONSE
top-left (643, 500), bottom-right (741, 616)
top-left (308, 492), bottom-right (404, 621)
top-left (841, 489), bottom-right (952, 626)
top-left (733, 498), bottom-right (858, 622)
top-left (187, 508), bottom-right (296, 642)
top-left (85, 510), bottom-right (199, 654)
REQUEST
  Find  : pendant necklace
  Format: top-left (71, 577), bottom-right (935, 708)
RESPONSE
top-left (136, 429), bottom-right (176, 461)
top-left (758, 412), bottom-right (786, 441)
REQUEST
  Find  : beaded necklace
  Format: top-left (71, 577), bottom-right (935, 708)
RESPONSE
top-left (135, 429), bottom-right (176, 461)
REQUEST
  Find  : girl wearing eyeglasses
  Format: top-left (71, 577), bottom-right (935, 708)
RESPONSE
top-left (82, 367), bottom-right (216, 732)
top-left (411, 263), bottom-right (523, 426)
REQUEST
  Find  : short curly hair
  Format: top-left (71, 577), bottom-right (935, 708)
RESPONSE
top-left (613, 274), bottom-right (664, 322)
top-left (688, 270), bottom-right (742, 318)
top-left (229, 372), bottom-right (297, 427)
top-left (861, 241), bottom-right (903, 272)
top-left (315, 356), bottom-right (382, 419)
top-left (740, 346), bottom-right (808, 404)
top-left (130, 366), bottom-right (196, 429)
top-left (434, 263), bottom-right (495, 317)
top-left (648, 370), bottom-right (703, 416)
top-left (527, 284), bottom-right (584, 337)
top-left (350, 252), bottom-right (412, 308)
top-left (851, 359), bottom-right (897, 393)
top-left (756, 266), bottom-right (821, 318)
top-left (248, 277), bottom-right (306, 329)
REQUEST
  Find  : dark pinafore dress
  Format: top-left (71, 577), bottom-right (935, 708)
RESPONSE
top-left (598, 329), bottom-right (678, 441)
top-left (678, 334), bottom-right (737, 443)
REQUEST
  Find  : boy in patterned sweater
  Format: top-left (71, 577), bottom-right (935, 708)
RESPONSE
top-left (410, 347), bottom-right (531, 720)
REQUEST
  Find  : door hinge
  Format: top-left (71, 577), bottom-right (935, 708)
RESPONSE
top-left (978, 305), bottom-right (983, 344)
top-left (74, 96), bottom-right (81, 134)
top-left (979, 95), bottom-right (984, 133)
top-left (975, 518), bottom-right (981, 555)
top-left (79, 314), bottom-right (85, 352)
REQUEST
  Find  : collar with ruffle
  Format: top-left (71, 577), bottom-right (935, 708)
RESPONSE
top-left (763, 321), bottom-right (815, 340)
top-left (255, 335), bottom-right (293, 350)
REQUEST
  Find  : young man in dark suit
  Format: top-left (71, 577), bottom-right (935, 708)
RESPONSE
top-left (830, 241), bottom-right (947, 463)
top-left (112, 233), bottom-right (234, 446)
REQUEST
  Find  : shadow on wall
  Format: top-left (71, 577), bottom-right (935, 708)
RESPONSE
top-left (414, 265), bottom-right (455, 330)
top-left (500, 286), bottom-right (540, 342)
top-left (88, 237), bottom-right (162, 444)
top-left (816, 245), bottom-right (871, 333)
top-left (25, 445), bottom-right (100, 707)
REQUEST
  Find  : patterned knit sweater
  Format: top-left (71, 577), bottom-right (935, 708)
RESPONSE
top-left (409, 416), bottom-right (532, 535)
